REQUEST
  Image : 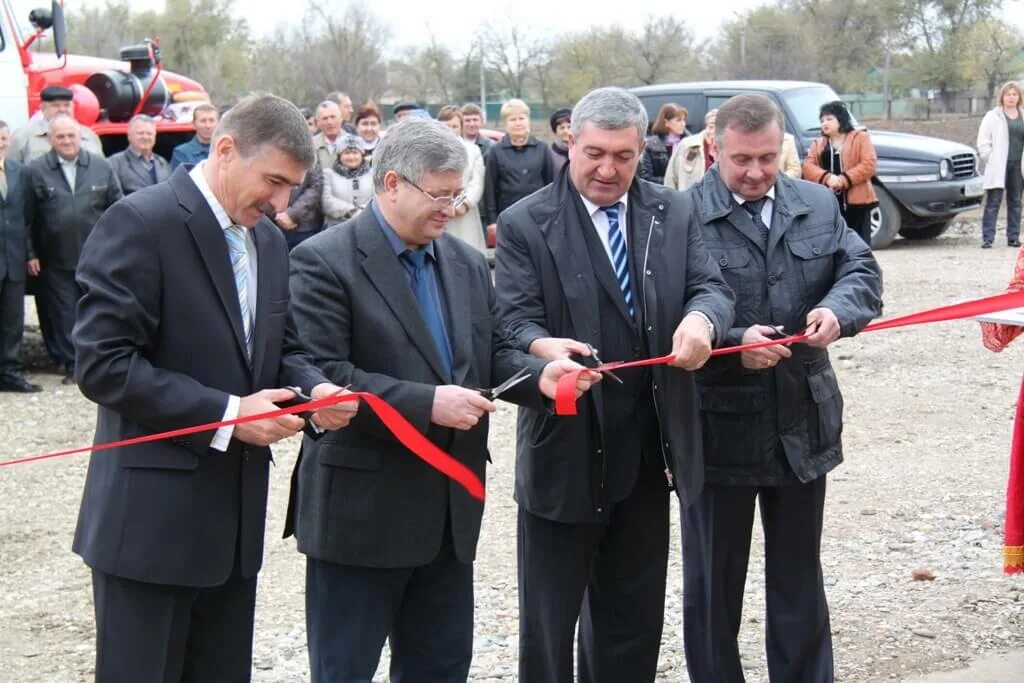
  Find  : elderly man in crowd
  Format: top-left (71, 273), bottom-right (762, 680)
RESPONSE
top-left (496, 87), bottom-right (734, 682)
top-left (170, 102), bottom-right (219, 169)
top-left (285, 118), bottom-right (598, 682)
top-left (107, 114), bottom-right (171, 195)
top-left (327, 91), bottom-right (357, 134)
top-left (311, 100), bottom-right (346, 172)
top-left (29, 114), bottom-right (121, 384)
top-left (680, 93), bottom-right (882, 683)
top-left (11, 86), bottom-right (104, 163)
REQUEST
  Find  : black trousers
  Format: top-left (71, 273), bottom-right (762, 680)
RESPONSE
top-left (38, 267), bottom-right (80, 371)
top-left (0, 276), bottom-right (26, 380)
top-left (305, 526), bottom-right (474, 683)
top-left (982, 162), bottom-right (1024, 243)
top-left (682, 476), bottom-right (833, 683)
top-left (91, 565), bottom-right (257, 682)
top-left (841, 203), bottom-right (875, 248)
top-left (518, 456), bottom-right (669, 683)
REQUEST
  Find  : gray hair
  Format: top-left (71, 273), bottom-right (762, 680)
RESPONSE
top-left (47, 112), bottom-right (79, 134)
top-left (316, 100), bottom-right (341, 116)
top-left (215, 94), bottom-right (315, 168)
top-left (372, 119), bottom-right (467, 192)
top-left (570, 87), bottom-right (648, 141)
top-left (714, 94), bottom-right (783, 150)
top-left (128, 114), bottom-right (156, 128)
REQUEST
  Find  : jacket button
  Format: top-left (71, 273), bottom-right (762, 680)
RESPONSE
top-left (719, 257), bottom-right (728, 267)
top-left (597, 507), bottom-right (604, 513)
top-left (812, 246), bottom-right (822, 255)
top-left (657, 204), bottom-right (664, 210)
top-left (767, 274), bottom-right (778, 285)
top-left (646, 269), bottom-right (653, 276)
top-left (596, 448), bottom-right (603, 455)
top-left (647, 325), bottom-right (654, 332)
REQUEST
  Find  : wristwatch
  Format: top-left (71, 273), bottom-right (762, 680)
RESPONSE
top-left (687, 311), bottom-right (716, 344)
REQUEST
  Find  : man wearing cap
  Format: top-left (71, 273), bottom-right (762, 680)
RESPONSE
top-left (392, 101), bottom-right (420, 121)
top-left (108, 114), bottom-right (171, 195)
top-left (11, 86), bottom-right (104, 163)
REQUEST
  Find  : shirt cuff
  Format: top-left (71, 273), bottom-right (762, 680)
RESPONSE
top-left (210, 394), bottom-right (240, 452)
top-left (686, 311), bottom-right (716, 344)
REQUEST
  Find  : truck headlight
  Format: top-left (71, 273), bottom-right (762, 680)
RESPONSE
top-left (939, 159), bottom-right (952, 180)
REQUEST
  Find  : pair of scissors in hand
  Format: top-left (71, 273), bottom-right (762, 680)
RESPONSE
top-left (276, 385), bottom-right (351, 423)
top-left (479, 366), bottom-right (532, 400)
top-left (584, 343), bottom-right (624, 384)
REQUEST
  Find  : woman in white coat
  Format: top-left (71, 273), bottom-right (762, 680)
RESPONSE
top-left (436, 106), bottom-right (487, 253)
top-left (977, 81), bottom-right (1024, 248)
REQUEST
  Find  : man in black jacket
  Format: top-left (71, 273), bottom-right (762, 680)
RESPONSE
top-left (29, 114), bottom-right (122, 383)
top-left (275, 158), bottom-right (324, 250)
top-left (495, 87), bottom-right (735, 682)
top-left (681, 94), bottom-right (882, 682)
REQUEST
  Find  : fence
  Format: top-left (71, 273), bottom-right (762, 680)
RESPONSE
top-left (840, 94), bottom-right (994, 120)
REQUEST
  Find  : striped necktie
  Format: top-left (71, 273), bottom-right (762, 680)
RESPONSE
top-left (224, 224), bottom-right (253, 357)
top-left (741, 197), bottom-right (770, 244)
top-left (601, 203), bottom-right (634, 318)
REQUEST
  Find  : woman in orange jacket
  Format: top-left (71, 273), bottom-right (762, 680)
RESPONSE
top-left (803, 100), bottom-right (878, 247)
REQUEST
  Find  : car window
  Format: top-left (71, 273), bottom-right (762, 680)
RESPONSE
top-left (781, 85), bottom-right (859, 134)
top-left (636, 93), bottom-right (705, 134)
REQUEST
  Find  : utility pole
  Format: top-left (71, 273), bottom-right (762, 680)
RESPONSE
top-left (740, 24), bottom-right (747, 71)
top-left (478, 38), bottom-right (487, 124)
top-left (882, 36), bottom-right (892, 120)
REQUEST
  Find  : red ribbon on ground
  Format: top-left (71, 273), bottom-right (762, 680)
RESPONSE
top-left (0, 391), bottom-right (485, 502)
top-left (555, 290), bottom-right (1024, 416)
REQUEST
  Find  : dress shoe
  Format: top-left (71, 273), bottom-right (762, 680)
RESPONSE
top-left (61, 373), bottom-right (77, 386)
top-left (982, 241), bottom-right (993, 249)
top-left (1009, 239), bottom-right (1021, 248)
top-left (0, 377), bottom-right (43, 393)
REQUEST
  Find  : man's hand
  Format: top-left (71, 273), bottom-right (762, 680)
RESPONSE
top-left (528, 337), bottom-right (593, 361)
top-left (538, 360), bottom-right (601, 400)
top-left (803, 308), bottom-right (841, 348)
top-left (431, 385), bottom-right (496, 431)
top-left (275, 212), bottom-right (297, 230)
top-left (308, 382), bottom-right (359, 431)
top-left (26, 259), bottom-right (40, 276)
top-left (739, 324), bottom-right (793, 370)
top-left (669, 314), bottom-right (713, 370)
top-left (234, 388), bottom-right (306, 446)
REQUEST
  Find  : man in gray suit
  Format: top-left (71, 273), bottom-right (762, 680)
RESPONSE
top-left (107, 114), bottom-right (171, 195)
top-left (286, 118), bottom-right (599, 682)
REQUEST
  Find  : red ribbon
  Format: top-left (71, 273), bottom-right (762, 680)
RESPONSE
top-left (555, 290), bottom-right (1024, 415)
top-left (0, 391), bottom-right (485, 502)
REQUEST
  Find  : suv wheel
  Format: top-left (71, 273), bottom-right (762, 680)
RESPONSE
top-left (871, 188), bottom-right (902, 249)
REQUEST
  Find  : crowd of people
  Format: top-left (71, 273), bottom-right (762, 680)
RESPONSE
top-left (1, 76), bottom-right (1022, 683)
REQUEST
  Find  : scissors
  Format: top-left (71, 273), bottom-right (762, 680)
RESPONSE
top-left (584, 343), bottom-right (624, 384)
top-left (479, 366), bottom-right (532, 400)
top-left (276, 385), bottom-right (351, 423)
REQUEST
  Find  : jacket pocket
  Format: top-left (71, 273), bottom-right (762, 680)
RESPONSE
top-left (787, 229), bottom-right (839, 300)
top-left (706, 245), bottom-right (755, 303)
top-left (699, 385), bottom-right (767, 466)
top-left (318, 446), bottom-right (382, 471)
top-left (806, 366), bottom-right (843, 452)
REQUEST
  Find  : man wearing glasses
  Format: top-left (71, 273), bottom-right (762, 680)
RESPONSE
top-left (285, 118), bottom-right (599, 681)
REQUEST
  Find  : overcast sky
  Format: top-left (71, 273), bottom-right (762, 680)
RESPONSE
top-left (72, 0), bottom-right (1022, 53)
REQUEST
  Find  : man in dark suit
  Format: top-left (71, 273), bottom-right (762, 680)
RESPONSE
top-left (0, 120), bottom-right (41, 393)
top-left (107, 114), bottom-right (171, 195)
top-left (72, 94), bottom-right (357, 682)
top-left (286, 118), bottom-right (598, 682)
top-left (29, 114), bottom-right (122, 383)
top-left (494, 87), bottom-right (735, 682)
top-left (680, 94), bottom-right (882, 683)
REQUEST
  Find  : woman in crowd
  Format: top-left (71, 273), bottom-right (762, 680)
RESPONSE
top-left (549, 108), bottom-right (572, 171)
top-left (322, 134), bottom-right (373, 224)
top-left (803, 100), bottom-right (878, 247)
top-left (354, 103), bottom-right (383, 164)
top-left (977, 81), bottom-right (1024, 248)
top-left (436, 105), bottom-right (487, 253)
top-left (665, 108), bottom-right (716, 191)
top-left (639, 102), bottom-right (687, 184)
top-left (483, 98), bottom-right (554, 246)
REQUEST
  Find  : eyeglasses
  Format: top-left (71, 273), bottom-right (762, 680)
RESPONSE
top-left (398, 174), bottom-right (467, 211)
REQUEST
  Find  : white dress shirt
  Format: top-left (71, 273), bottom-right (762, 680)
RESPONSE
top-left (578, 190), bottom-right (629, 267)
top-left (60, 156), bottom-right (77, 192)
top-left (732, 186), bottom-right (776, 229)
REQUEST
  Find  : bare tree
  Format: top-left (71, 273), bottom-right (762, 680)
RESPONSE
top-left (479, 22), bottom-right (549, 99)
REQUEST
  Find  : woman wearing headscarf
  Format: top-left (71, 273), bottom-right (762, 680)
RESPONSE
top-left (549, 108), bottom-right (572, 171)
top-left (322, 135), bottom-right (373, 223)
top-left (803, 100), bottom-right (878, 247)
top-left (436, 105), bottom-right (487, 253)
top-left (639, 102), bottom-right (688, 184)
top-left (977, 81), bottom-right (1024, 248)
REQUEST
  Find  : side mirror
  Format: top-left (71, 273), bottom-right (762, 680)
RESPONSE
top-left (51, 1), bottom-right (66, 58)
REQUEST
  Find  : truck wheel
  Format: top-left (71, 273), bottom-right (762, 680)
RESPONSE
top-left (899, 219), bottom-right (953, 240)
top-left (870, 188), bottom-right (902, 249)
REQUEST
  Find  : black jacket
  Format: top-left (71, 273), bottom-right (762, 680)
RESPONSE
top-left (495, 165), bottom-right (735, 521)
top-left (284, 159), bottom-right (325, 234)
top-left (0, 159), bottom-right (34, 282)
top-left (483, 135), bottom-right (554, 224)
top-left (686, 167), bottom-right (883, 485)
top-left (29, 150), bottom-right (122, 271)
top-left (638, 134), bottom-right (672, 185)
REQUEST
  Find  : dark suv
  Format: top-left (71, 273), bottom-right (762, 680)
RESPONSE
top-left (630, 81), bottom-right (983, 249)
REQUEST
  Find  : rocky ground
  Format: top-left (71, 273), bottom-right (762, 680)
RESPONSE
top-left (2, 214), bottom-right (1023, 682)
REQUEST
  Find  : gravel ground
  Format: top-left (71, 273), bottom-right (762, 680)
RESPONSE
top-left (2, 214), bottom-right (1023, 682)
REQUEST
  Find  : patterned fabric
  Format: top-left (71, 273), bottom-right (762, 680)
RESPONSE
top-left (602, 203), bottom-right (634, 317)
top-left (741, 197), bottom-right (770, 243)
top-left (225, 224), bottom-right (253, 357)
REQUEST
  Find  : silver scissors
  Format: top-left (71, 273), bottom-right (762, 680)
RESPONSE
top-left (479, 366), bottom-right (532, 400)
top-left (584, 343), bottom-right (624, 384)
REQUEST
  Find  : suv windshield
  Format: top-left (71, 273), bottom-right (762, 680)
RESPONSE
top-left (781, 85), bottom-right (859, 133)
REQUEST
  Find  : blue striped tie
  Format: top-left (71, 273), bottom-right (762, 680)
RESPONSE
top-left (602, 204), bottom-right (634, 318)
top-left (225, 224), bottom-right (253, 357)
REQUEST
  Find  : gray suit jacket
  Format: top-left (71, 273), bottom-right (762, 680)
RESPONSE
top-left (108, 148), bottom-right (171, 195)
top-left (285, 208), bottom-right (546, 568)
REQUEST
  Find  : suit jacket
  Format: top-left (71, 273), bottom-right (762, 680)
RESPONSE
top-left (72, 167), bottom-right (327, 587)
top-left (285, 209), bottom-right (546, 568)
top-left (29, 150), bottom-right (122, 271)
top-left (494, 167), bottom-right (735, 521)
top-left (0, 159), bottom-right (34, 282)
top-left (108, 148), bottom-right (172, 195)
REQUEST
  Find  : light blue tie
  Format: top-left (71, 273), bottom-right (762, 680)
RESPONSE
top-left (225, 224), bottom-right (253, 357)
top-left (602, 204), bottom-right (634, 318)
